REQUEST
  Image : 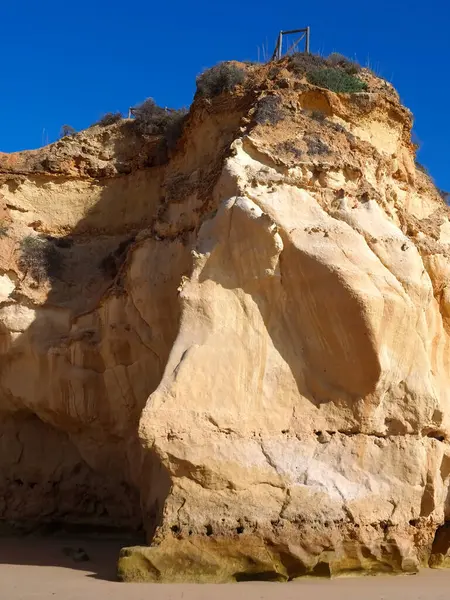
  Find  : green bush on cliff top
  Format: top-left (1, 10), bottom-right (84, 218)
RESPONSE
top-left (307, 67), bottom-right (367, 93)
top-left (288, 52), bottom-right (367, 94)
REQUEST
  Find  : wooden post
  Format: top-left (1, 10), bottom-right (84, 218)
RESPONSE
top-left (272, 27), bottom-right (310, 60)
top-left (286, 32), bottom-right (306, 55)
top-left (271, 31), bottom-right (281, 61)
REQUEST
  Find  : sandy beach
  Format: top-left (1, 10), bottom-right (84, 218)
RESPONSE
top-left (1, 536), bottom-right (449, 600)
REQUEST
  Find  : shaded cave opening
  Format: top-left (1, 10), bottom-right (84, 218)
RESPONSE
top-left (430, 520), bottom-right (450, 565)
top-left (0, 412), bottom-right (147, 542)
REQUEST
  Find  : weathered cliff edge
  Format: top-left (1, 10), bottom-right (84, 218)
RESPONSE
top-left (1, 60), bottom-right (450, 581)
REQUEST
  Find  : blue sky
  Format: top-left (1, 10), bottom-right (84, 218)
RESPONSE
top-left (1, 0), bottom-right (448, 190)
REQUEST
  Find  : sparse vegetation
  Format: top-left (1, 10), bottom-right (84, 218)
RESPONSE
top-left (414, 166), bottom-right (448, 204)
top-left (308, 112), bottom-right (352, 136)
top-left (163, 109), bottom-right (189, 150)
top-left (288, 52), bottom-right (366, 94)
top-left (165, 173), bottom-right (197, 202)
top-left (439, 189), bottom-right (450, 204)
top-left (310, 110), bottom-right (326, 122)
top-left (255, 95), bottom-right (284, 125)
top-left (326, 120), bottom-right (347, 134)
top-left (131, 98), bottom-right (188, 150)
top-left (289, 53), bottom-right (328, 76)
top-left (327, 53), bottom-right (361, 75)
top-left (267, 65), bottom-right (281, 80)
top-left (305, 136), bottom-right (329, 155)
top-left (307, 68), bottom-right (367, 93)
top-left (196, 63), bottom-right (246, 98)
top-left (275, 140), bottom-right (303, 159)
top-left (59, 124), bottom-right (77, 138)
top-left (415, 160), bottom-right (431, 177)
top-left (94, 112), bottom-right (123, 127)
top-left (19, 235), bottom-right (63, 282)
top-left (415, 162), bottom-right (449, 206)
top-left (411, 130), bottom-right (421, 149)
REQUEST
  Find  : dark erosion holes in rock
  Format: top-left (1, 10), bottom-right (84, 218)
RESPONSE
top-left (431, 521), bottom-right (450, 559)
top-left (234, 570), bottom-right (286, 582)
top-left (276, 548), bottom-right (310, 579)
top-left (310, 561), bottom-right (331, 577)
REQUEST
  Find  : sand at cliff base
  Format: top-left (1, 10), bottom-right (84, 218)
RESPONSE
top-left (1, 536), bottom-right (450, 600)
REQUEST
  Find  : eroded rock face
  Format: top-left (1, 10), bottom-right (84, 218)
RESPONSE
top-left (1, 60), bottom-right (450, 579)
top-left (0, 87), bottom-right (249, 532)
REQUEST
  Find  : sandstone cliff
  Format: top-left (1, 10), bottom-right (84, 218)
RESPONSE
top-left (1, 58), bottom-right (450, 581)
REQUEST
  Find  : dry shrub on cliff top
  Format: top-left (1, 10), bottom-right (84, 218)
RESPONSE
top-left (0, 222), bottom-right (8, 237)
top-left (196, 63), bottom-right (246, 98)
top-left (59, 124), bottom-right (77, 138)
top-left (288, 53), bottom-right (328, 76)
top-left (131, 99), bottom-right (188, 150)
top-left (327, 53), bottom-right (361, 75)
top-left (19, 235), bottom-right (63, 282)
top-left (94, 112), bottom-right (123, 127)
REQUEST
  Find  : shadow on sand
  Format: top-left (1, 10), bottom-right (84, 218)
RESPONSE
top-left (0, 532), bottom-right (147, 581)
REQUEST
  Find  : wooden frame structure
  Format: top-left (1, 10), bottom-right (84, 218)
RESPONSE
top-left (272, 27), bottom-right (310, 60)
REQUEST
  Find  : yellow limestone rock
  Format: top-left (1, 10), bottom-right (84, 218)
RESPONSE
top-left (0, 59), bottom-right (450, 580)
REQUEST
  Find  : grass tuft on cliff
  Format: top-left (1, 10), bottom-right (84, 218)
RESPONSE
top-left (196, 63), bottom-right (246, 98)
top-left (19, 236), bottom-right (63, 282)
